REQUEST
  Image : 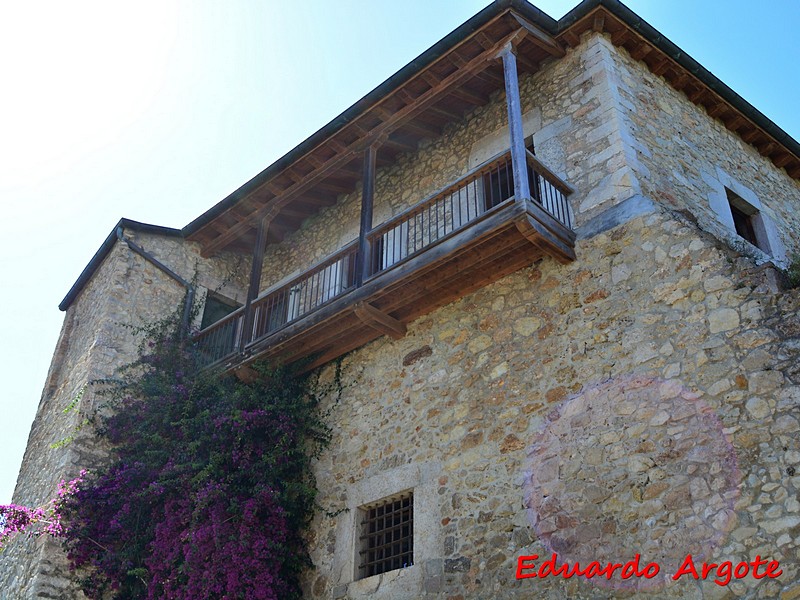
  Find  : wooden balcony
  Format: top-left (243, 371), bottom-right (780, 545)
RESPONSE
top-left (193, 149), bottom-right (575, 375)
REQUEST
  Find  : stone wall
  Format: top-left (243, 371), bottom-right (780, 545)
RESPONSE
top-left (0, 228), bottom-right (248, 598)
top-left (303, 206), bottom-right (800, 599)
top-left (605, 33), bottom-right (800, 266)
top-left (296, 34), bottom-right (800, 599)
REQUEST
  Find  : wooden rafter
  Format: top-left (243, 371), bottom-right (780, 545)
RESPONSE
top-left (510, 14), bottom-right (565, 57)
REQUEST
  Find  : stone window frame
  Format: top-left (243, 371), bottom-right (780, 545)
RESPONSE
top-left (331, 461), bottom-right (441, 599)
top-left (705, 166), bottom-right (787, 266)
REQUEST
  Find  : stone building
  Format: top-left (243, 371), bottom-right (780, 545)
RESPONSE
top-left (3, 0), bottom-right (800, 598)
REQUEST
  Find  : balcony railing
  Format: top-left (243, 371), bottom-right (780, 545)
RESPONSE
top-left (192, 148), bottom-right (574, 370)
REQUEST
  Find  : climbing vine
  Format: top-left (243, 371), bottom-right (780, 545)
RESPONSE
top-left (55, 311), bottom-right (333, 599)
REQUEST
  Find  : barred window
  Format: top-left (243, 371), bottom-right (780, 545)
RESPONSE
top-left (357, 491), bottom-right (413, 579)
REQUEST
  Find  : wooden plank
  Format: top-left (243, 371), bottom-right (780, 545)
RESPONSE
top-left (383, 234), bottom-right (533, 319)
top-left (232, 209), bottom-right (571, 372)
top-left (650, 56), bottom-right (671, 77)
top-left (742, 129), bottom-right (761, 143)
top-left (687, 86), bottom-right (706, 102)
top-left (449, 85), bottom-right (490, 107)
top-left (245, 204), bottom-right (527, 358)
top-left (353, 302), bottom-right (407, 340)
top-left (515, 214), bottom-right (575, 263)
top-left (398, 118), bottom-right (443, 139)
top-left (280, 230), bottom-right (531, 365)
top-left (707, 103), bottom-right (728, 119)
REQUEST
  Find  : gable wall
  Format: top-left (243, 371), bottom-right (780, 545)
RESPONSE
top-left (0, 233), bottom-right (248, 599)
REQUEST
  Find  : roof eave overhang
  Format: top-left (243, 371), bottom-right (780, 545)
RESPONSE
top-left (59, 219), bottom-right (182, 311)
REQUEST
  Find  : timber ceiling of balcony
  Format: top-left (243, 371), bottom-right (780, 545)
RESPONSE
top-left (184, 0), bottom-right (800, 259)
top-left (185, 10), bottom-right (564, 257)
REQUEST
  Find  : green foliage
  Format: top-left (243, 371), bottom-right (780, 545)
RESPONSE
top-left (50, 384), bottom-right (88, 450)
top-left (784, 253), bottom-right (800, 289)
top-left (60, 308), bottom-right (335, 599)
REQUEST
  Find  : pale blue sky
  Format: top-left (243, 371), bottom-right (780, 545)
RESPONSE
top-left (1, 0), bottom-right (798, 504)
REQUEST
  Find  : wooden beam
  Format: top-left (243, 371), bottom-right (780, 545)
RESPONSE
top-left (650, 56), bottom-right (671, 77)
top-left (500, 44), bottom-right (531, 203)
top-left (630, 44), bottom-right (653, 61)
top-left (773, 153), bottom-right (793, 168)
top-left (240, 216), bottom-right (270, 349)
top-left (742, 129), bottom-right (761, 143)
top-left (758, 142), bottom-right (777, 156)
top-left (384, 136), bottom-right (418, 153)
top-left (671, 72), bottom-right (690, 90)
top-left (707, 103), bottom-right (728, 119)
top-left (420, 70), bottom-right (443, 89)
top-left (353, 302), bottom-right (407, 340)
top-left (473, 68), bottom-right (505, 88)
top-left (725, 114), bottom-right (746, 131)
top-left (687, 86), bottom-right (706, 103)
top-left (426, 104), bottom-right (463, 121)
top-left (357, 145), bottom-right (376, 286)
top-left (593, 13), bottom-right (606, 33)
top-left (476, 32), bottom-right (495, 50)
top-left (396, 88), bottom-right (418, 106)
top-left (511, 13), bottom-right (566, 57)
top-left (317, 180), bottom-right (353, 194)
top-left (610, 28), bottom-right (629, 45)
top-left (561, 30), bottom-right (581, 48)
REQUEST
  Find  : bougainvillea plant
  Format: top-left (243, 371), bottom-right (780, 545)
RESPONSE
top-left (0, 472), bottom-right (84, 550)
top-left (56, 313), bottom-right (333, 599)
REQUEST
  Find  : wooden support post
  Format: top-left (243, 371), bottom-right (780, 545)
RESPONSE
top-left (240, 216), bottom-right (269, 350)
top-left (357, 143), bottom-right (377, 285)
top-left (500, 44), bottom-right (531, 203)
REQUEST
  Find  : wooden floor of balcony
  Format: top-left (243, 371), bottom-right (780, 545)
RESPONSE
top-left (244, 204), bottom-right (571, 375)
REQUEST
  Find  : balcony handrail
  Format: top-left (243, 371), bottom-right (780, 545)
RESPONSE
top-left (194, 303), bottom-right (244, 338)
top-left (526, 149), bottom-right (574, 196)
top-left (252, 239), bottom-right (359, 304)
top-left (368, 149), bottom-right (514, 240)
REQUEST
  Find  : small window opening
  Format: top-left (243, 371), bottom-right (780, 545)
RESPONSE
top-left (726, 188), bottom-right (769, 252)
top-left (357, 491), bottom-right (413, 579)
top-left (200, 293), bottom-right (241, 330)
